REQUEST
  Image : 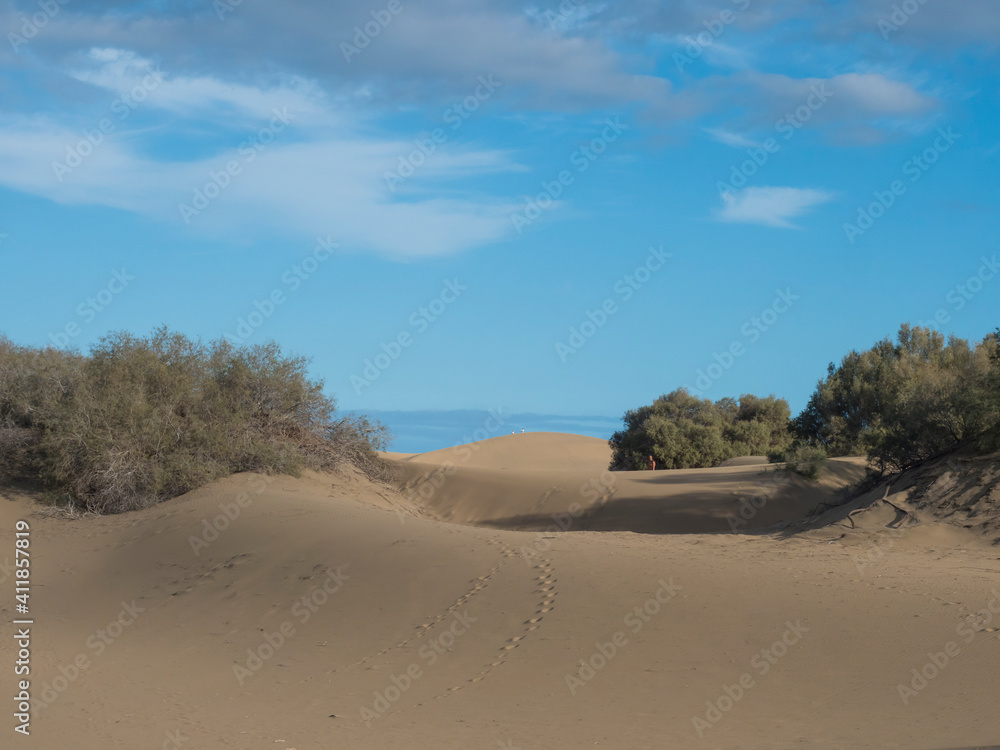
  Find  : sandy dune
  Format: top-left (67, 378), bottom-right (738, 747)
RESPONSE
top-left (404, 431), bottom-right (614, 472)
top-left (393, 432), bottom-right (868, 534)
top-left (2, 433), bottom-right (999, 750)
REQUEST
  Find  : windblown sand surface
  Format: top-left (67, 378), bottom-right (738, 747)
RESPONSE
top-left (2, 432), bottom-right (999, 749)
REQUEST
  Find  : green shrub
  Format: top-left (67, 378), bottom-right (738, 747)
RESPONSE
top-left (0, 328), bottom-right (389, 513)
top-left (793, 324), bottom-right (1000, 473)
top-left (609, 389), bottom-right (793, 470)
top-left (782, 444), bottom-right (827, 480)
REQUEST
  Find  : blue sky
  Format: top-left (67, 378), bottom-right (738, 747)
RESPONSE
top-left (1, 0), bottom-right (998, 451)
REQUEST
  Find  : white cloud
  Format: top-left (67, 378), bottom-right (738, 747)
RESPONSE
top-left (29, 3), bottom-right (674, 114)
top-left (0, 112), bottom-right (521, 258)
top-left (743, 71), bottom-right (935, 118)
top-left (693, 71), bottom-right (937, 142)
top-left (70, 48), bottom-right (329, 123)
top-left (830, 73), bottom-right (933, 115)
top-left (715, 186), bottom-right (834, 228)
top-left (674, 34), bottom-right (751, 70)
top-left (704, 127), bottom-right (759, 148)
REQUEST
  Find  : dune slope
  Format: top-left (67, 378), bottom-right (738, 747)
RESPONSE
top-left (404, 431), bottom-right (613, 472)
top-left (1, 434), bottom-right (998, 750)
top-left (391, 432), bottom-right (867, 533)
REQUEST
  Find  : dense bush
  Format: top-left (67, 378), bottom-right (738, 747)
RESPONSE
top-left (782, 444), bottom-right (828, 480)
top-left (793, 324), bottom-right (1000, 474)
top-left (609, 389), bottom-right (793, 470)
top-left (0, 328), bottom-right (389, 513)
top-left (609, 324), bottom-right (998, 477)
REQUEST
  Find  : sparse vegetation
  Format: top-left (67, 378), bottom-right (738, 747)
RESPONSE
top-left (0, 328), bottom-right (389, 513)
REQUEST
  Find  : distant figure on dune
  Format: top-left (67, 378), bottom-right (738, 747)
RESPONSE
top-left (521, 428), bottom-right (525, 433)
top-left (647, 455), bottom-right (656, 471)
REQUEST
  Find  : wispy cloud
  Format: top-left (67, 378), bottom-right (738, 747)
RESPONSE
top-left (69, 48), bottom-right (329, 122)
top-left (704, 127), bottom-right (759, 148)
top-left (0, 97), bottom-right (521, 258)
top-left (718, 71), bottom-right (937, 134)
top-left (714, 186), bottom-right (834, 228)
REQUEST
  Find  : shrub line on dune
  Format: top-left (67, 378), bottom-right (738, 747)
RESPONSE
top-left (0, 327), bottom-right (390, 514)
top-left (609, 324), bottom-right (1000, 481)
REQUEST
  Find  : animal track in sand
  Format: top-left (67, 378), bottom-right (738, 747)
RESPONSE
top-left (859, 579), bottom-right (1000, 637)
top-left (429, 553), bottom-right (559, 699)
top-left (156, 553), bottom-right (253, 597)
top-left (531, 486), bottom-right (563, 514)
top-left (328, 550), bottom-right (509, 675)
